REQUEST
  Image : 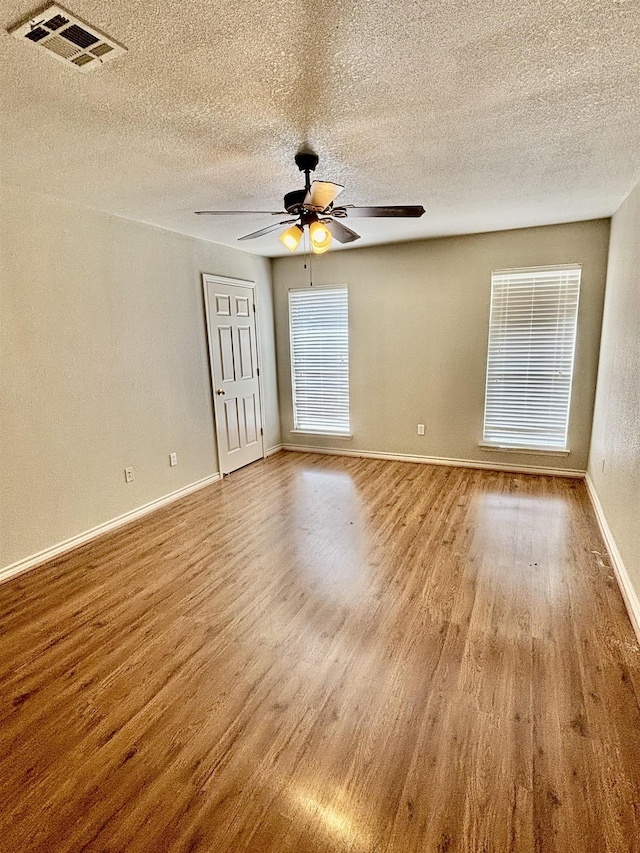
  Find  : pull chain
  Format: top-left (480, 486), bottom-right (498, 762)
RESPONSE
top-left (302, 230), bottom-right (313, 286)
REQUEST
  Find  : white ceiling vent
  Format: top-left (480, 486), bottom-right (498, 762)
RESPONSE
top-left (8, 4), bottom-right (126, 71)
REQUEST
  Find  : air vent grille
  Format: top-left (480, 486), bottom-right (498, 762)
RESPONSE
top-left (25, 25), bottom-right (48, 41)
top-left (71, 53), bottom-right (94, 66)
top-left (8, 4), bottom-right (126, 71)
top-left (44, 14), bottom-right (68, 30)
top-left (90, 43), bottom-right (113, 57)
top-left (60, 23), bottom-right (98, 48)
top-left (44, 34), bottom-right (79, 59)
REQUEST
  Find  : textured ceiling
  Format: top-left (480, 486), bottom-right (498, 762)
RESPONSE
top-left (2, 0), bottom-right (640, 256)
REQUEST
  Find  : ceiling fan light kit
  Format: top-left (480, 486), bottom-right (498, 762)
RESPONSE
top-left (196, 151), bottom-right (426, 254)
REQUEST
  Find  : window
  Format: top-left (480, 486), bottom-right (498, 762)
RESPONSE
top-left (483, 265), bottom-right (581, 451)
top-left (289, 286), bottom-right (350, 435)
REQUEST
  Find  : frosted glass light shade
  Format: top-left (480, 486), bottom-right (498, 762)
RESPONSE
top-left (309, 220), bottom-right (331, 254)
top-left (279, 224), bottom-right (304, 252)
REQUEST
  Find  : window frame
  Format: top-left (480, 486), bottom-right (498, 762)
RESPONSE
top-left (288, 285), bottom-right (352, 438)
top-left (481, 264), bottom-right (582, 454)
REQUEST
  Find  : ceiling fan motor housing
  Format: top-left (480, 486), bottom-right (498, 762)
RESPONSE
top-left (284, 189), bottom-right (307, 214)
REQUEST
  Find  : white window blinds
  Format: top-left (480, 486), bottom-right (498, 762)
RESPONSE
top-left (289, 287), bottom-right (350, 434)
top-left (483, 265), bottom-right (581, 450)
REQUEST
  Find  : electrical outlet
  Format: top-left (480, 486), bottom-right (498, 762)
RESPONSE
top-left (417, 424), bottom-right (425, 435)
top-left (169, 452), bottom-right (178, 467)
top-left (124, 466), bottom-right (134, 483)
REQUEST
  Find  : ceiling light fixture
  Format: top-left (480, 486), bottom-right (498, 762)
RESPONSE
top-left (279, 223), bottom-right (304, 252)
top-left (279, 215), bottom-right (332, 254)
top-left (308, 219), bottom-right (331, 254)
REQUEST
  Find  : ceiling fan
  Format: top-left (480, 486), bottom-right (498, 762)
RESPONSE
top-left (195, 151), bottom-right (425, 254)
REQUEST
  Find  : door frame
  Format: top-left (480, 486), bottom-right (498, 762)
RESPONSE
top-left (202, 273), bottom-right (267, 474)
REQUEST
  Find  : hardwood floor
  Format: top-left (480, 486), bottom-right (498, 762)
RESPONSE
top-left (1, 452), bottom-right (639, 853)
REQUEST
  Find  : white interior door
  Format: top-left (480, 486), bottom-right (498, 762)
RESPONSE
top-left (203, 276), bottom-right (264, 475)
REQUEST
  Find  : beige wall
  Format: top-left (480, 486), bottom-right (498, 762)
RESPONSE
top-left (0, 186), bottom-right (280, 571)
top-left (273, 220), bottom-right (610, 472)
top-left (588, 181), bottom-right (640, 602)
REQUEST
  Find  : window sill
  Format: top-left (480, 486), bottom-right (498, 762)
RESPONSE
top-left (290, 429), bottom-right (353, 439)
top-left (479, 444), bottom-right (570, 457)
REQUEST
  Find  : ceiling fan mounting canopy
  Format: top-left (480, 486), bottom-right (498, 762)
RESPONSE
top-left (294, 151), bottom-right (319, 174)
top-left (195, 150), bottom-right (425, 252)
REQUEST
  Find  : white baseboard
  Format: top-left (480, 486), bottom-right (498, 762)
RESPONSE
top-left (585, 474), bottom-right (640, 644)
top-left (0, 473), bottom-right (221, 586)
top-left (281, 444), bottom-right (585, 478)
top-left (265, 444), bottom-right (283, 457)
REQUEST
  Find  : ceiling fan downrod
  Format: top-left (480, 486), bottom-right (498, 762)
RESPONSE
top-left (294, 151), bottom-right (319, 194)
top-left (283, 151), bottom-right (323, 216)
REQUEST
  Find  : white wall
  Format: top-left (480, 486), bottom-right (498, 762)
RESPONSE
top-left (0, 186), bottom-right (280, 571)
top-left (588, 179), bottom-right (640, 609)
top-left (273, 220), bottom-right (609, 473)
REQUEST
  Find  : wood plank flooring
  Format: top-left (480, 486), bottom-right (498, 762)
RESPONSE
top-left (1, 452), bottom-right (639, 853)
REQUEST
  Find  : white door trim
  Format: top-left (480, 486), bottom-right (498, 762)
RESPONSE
top-left (202, 274), bottom-right (266, 473)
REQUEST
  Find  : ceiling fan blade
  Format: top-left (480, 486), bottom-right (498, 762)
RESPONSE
top-left (195, 210), bottom-right (285, 215)
top-left (237, 219), bottom-right (296, 241)
top-left (303, 181), bottom-right (345, 212)
top-left (323, 218), bottom-right (361, 244)
top-left (334, 205), bottom-right (426, 218)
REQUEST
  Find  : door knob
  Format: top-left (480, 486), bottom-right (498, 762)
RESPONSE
top-left (216, 389), bottom-right (226, 396)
